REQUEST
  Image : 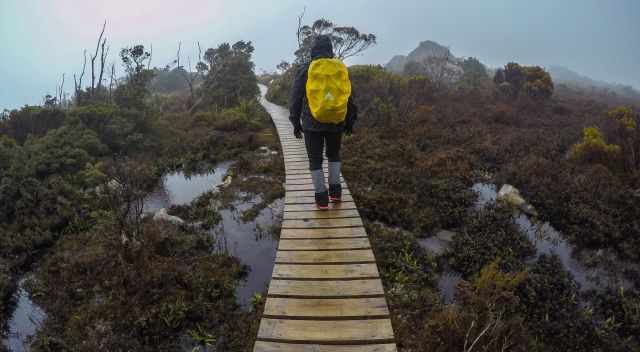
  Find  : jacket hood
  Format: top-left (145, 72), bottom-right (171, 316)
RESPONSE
top-left (310, 35), bottom-right (334, 59)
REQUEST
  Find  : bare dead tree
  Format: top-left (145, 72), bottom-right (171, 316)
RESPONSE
top-left (57, 73), bottom-right (65, 106)
top-left (176, 41), bottom-right (196, 104)
top-left (296, 7), bottom-right (307, 48)
top-left (148, 43), bottom-right (153, 69)
top-left (176, 41), bottom-right (182, 68)
top-left (96, 40), bottom-right (109, 92)
top-left (108, 62), bottom-right (116, 101)
top-left (90, 20), bottom-right (107, 95)
top-left (74, 50), bottom-right (88, 97)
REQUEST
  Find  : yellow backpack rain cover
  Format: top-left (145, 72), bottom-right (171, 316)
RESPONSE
top-left (306, 58), bottom-right (352, 124)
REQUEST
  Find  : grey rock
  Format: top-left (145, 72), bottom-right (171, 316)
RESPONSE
top-left (385, 40), bottom-right (460, 74)
top-left (153, 208), bottom-right (184, 225)
top-left (436, 230), bottom-right (457, 243)
top-left (497, 184), bottom-right (526, 208)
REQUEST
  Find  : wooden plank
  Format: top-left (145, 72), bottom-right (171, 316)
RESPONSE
top-left (285, 180), bottom-right (345, 186)
top-left (282, 218), bottom-right (363, 229)
top-left (286, 172), bottom-right (325, 179)
top-left (285, 169), bottom-right (330, 176)
top-left (284, 165), bottom-right (314, 171)
top-left (283, 208), bottom-right (359, 219)
top-left (286, 183), bottom-right (348, 191)
top-left (268, 279), bottom-right (385, 297)
top-left (285, 162), bottom-right (320, 169)
top-left (254, 341), bottom-right (397, 352)
top-left (276, 249), bottom-right (375, 264)
top-left (284, 202), bottom-right (357, 213)
top-left (263, 297), bottom-right (389, 318)
top-left (285, 166), bottom-right (330, 173)
top-left (285, 177), bottom-right (344, 185)
top-left (280, 226), bottom-right (367, 238)
top-left (257, 318), bottom-right (394, 343)
top-left (279, 238), bottom-right (371, 251)
top-left (286, 189), bottom-right (351, 197)
top-left (284, 160), bottom-right (325, 165)
top-left (285, 194), bottom-right (354, 204)
top-left (272, 263), bottom-right (379, 280)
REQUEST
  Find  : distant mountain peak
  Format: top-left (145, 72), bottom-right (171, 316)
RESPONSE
top-left (386, 40), bottom-right (456, 73)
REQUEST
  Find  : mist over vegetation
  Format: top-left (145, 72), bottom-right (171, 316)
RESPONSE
top-left (2, 2), bottom-right (640, 351)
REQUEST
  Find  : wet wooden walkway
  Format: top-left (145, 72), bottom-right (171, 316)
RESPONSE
top-left (254, 87), bottom-right (397, 351)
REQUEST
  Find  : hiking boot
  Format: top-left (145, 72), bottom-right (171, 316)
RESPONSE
top-left (329, 184), bottom-right (342, 202)
top-left (315, 191), bottom-right (329, 210)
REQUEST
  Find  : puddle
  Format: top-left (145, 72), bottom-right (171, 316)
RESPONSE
top-left (144, 161), bottom-right (233, 214)
top-left (473, 182), bottom-right (631, 291)
top-left (417, 237), bottom-right (449, 256)
top-left (2, 160), bottom-right (281, 351)
top-left (2, 278), bottom-right (45, 352)
top-left (143, 162), bottom-right (281, 308)
top-left (419, 182), bottom-right (634, 302)
top-left (213, 196), bottom-right (282, 307)
top-left (438, 272), bottom-right (462, 304)
top-left (471, 182), bottom-right (497, 209)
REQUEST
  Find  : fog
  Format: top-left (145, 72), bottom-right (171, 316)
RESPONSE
top-left (1, 0), bottom-right (638, 110)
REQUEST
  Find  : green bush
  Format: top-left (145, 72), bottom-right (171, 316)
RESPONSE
top-left (516, 255), bottom-right (628, 351)
top-left (448, 204), bottom-right (535, 276)
top-left (569, 127), bottom-right (622, 169)
top-left (494, 62), bottom-right (554, 99)
top-left (30, 221), bottom-right (250, 351)
top-left (265, 66), bottom-right (296, 106)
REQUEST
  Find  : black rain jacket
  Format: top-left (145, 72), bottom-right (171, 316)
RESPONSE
top-left (289, 37), bottom-right (358, 133)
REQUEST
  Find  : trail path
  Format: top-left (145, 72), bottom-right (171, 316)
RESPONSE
top-left (253, 86), bottom-right (397, 351)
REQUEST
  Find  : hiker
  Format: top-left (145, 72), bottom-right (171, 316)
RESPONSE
top-left (289, 35), bottom-right (358, 210)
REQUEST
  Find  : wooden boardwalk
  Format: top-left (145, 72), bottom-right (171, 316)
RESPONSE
top-left (254, 88), bottom-right (397, 351)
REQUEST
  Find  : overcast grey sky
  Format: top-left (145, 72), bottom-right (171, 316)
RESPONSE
top-left (1, 0), bottom-right (638, 110)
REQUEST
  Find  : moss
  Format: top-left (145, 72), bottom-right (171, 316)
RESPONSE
top-left (590, 287), bottom-right (640, 350)
top-left (448, 204), bottom-right (536, 277)
top-left (515, 255), bottom-right (628, 351)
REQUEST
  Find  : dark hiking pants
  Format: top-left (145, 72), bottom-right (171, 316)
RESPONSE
top-left (304, 131), bottom-right (342, 193)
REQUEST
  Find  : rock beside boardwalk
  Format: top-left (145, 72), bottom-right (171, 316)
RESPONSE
top-left (497, 184), bottom-right (538, 217)
top-left (153, 208), bottom-right (185, 225)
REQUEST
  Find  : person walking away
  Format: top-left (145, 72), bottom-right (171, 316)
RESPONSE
top-left (289, 35), bottom-right (358, 210)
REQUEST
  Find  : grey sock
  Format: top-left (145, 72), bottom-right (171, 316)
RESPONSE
top-left (311, 169), bottom-right (327, 193)
top-left (328, 161), bottom-right (341, 185)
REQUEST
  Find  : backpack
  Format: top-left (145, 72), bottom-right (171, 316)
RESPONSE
top-left (305, 58), bottom-right (352, 124)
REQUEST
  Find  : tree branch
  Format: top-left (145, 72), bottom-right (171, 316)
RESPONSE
top-left (296, 6), bottom-right (307, 48)
top-left (97, 38), bottom-right (108, 92)
top-left (90, 20), bottom-right (107, 94)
